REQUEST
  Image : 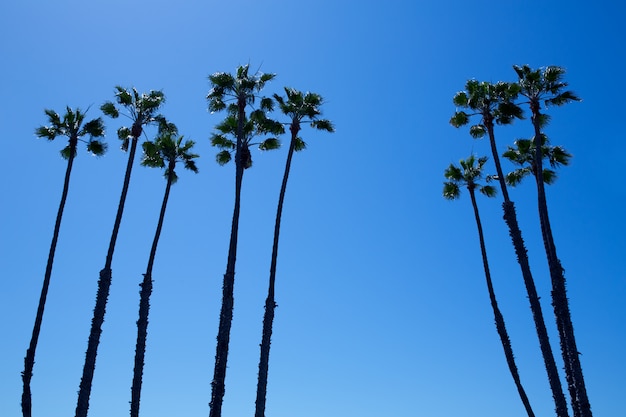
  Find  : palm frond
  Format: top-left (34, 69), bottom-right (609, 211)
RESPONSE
top-left (294, 137), bottom-right (307, 152)
top-left (215, 150), bottom-right (232, 165)
top-left (479, 185), bottom-right (497, 197)
top-left (469, 124), bottom-right (486, 138)
top-left (450, 111), bottom-right (469, 127)
top-left (542, 169), bottom-right (557, 185)
top-left (548, 145), bottom-right (572, 167)
top-left (259, 138), bottom-right (281, 151)
top-left (545, 90), bottom-right (581, 106)
top-left (260, 97), bottom-right (274, 112)
top-left (311, 119), bottom-right (334, 132)
top-left (452, 91), bottom-right (469, 107)
top-left (100, 102), bottom-right (119, 118)
top-left (60, 145), bottom-right (74, 160)
top-left (505, 168), bottom-right (532, 186)
top-left (443, 182), bottom-right (461, 200)
top-left (117, 126), bottom-right (132, 142)
top-left (35, 126), bottom-right (58, 140)
top-left (115, 87), bottom-right (134, 106)
top-left (141, 141), bottom-right (165, 168)
top-left (443, 164), bottom-right (463, 181)
top-left (81, 118), bottom-right (106, 138)
top-left (87, 140), bottom-right (107, 156)
top-left (210, 133), bottom-right (236, 149)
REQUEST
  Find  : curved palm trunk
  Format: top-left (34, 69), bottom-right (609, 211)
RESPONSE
top-left (21, 138), bottom-right (78, 417)
top-left (531, 107), bottom-right (591, 417)
top-left (254, 123), bottom-right (299, 417)
top-left (130, 165), bottom-right (174, 417)
top-left (76, 131), bottom-right (140, 417)
top-left (209, 101), bottom-right (246, 417)
top-left (469, 187), bottom-right (535, 417)
top-left (485, 118), bottom-right (569, 417)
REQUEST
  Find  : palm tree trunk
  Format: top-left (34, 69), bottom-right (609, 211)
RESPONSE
top-left (209, 101), bottom-right (246, 417)
top-left (531, 109), bottom-right (592, 417)
top-left (485, 118), bottom-right (570, 417)
top-left (469, 187), bottom-right (535, 417)
top-left (22, 139), bottom-right (77, 417)
top-left (255, 126), bottom-right (298, 417)
top-left (130, 167), bottom-right (173, 417)
top-left (76, 133), bottom-right (140, 417)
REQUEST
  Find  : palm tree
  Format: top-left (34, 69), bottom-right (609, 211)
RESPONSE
top-left (254, 88), bottom-right (334, 417)
top-left (130, 127), bottom-right (199, 417)
top-left (22, 107), bottom-right (106, 417)
top-left (513, 64), bottom-right (590, 417)
top-left (75, 87), bottom-right (166, 417)
top-left (206, 65), bottom-right (283, 417)
top-left (450, 80), bottom-right (570, 417)
top-left (443, 155), bottom-right (535, 417)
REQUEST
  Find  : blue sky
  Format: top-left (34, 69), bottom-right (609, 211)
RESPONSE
top-left (1, 1), bottom-right (625, 416)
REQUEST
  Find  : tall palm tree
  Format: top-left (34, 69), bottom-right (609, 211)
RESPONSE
top-left (75, 87), bottom-right (166, 417)
top-left (254, 88), bottom-right (334, 417)
top-left (22, 107), bottom-right (106, 417)
top-left (451, 80), bottom-right (570, 417)
top-left (513, 64), bottom-right (590, 417)
top-left (443, 155), bottom-right (535, 417)
top-left (130, 127), bottom-right (199, 417)
top-left (206, 65), bottom-right (283, 417)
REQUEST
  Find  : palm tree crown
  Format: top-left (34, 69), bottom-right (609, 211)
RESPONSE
top-left (207, 64), bottom-right (276, 113)
top-left (503, 136), bottom-right (571, 186)
top-left (274, 88), bottom-right (334, 147)
top-left (210, 109), bottom-right (283, 167)
top-left (514, 65), bottom-right (580, 114)
top-left (450, 80), bottom-right (523, 137)
top-left (443, 155), bottom-right (496, 200)
top-left (142, 129), bottom-right (199, 181)
top-left (101, 86), bottom-right (166, 149)
top-left (35, 106), bottom-right (107, 158)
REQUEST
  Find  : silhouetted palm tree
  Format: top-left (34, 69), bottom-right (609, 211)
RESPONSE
top-left (75, 87), bottom-right (166, 417)
top-left (444, 155), bottom-right (535, 417)
top-left (130, 127), bottom-right (198, 417)
top-left (22, 107), bottom-right (106, 417)
top-left (513, 64), bottom-right (590, 417)
top-left (206, 65), bottom-right (283, 417)
top-left (255, 88), bottom-right (334, 417)
top-left (451, 80), bottom-right (569, 417)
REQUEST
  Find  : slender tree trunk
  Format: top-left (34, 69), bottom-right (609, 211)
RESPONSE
top-left (21, 138), bottom-right (78, 417)
top-left (209, 100), bottom-right (246, 417)
top-left (469, 187), bottom-right (535, 417)
top-left (255, 123), bottom-right (299, 417)
top-left (130, 166), bottom-right (173, 417)
top-left (76, 130), bottom-right (141, 417)
top-left (530, 105), bottom-right (592, 417)
top-left (485, 117), bottom-right (570, 417)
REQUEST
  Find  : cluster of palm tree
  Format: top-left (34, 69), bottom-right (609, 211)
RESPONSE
top-left (445, 65), bottom-right (591, 417)
top-left (206, 65), bottom-right (334, 417)
top-left (21, 64), bottom-right (333, 417)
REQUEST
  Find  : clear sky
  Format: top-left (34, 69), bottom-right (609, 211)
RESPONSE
top-left (1, 1), bottom-right (625, 416)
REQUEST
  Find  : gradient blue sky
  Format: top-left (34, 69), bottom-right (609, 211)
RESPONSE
top-left (1, 1), bottom-right (625, 416)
